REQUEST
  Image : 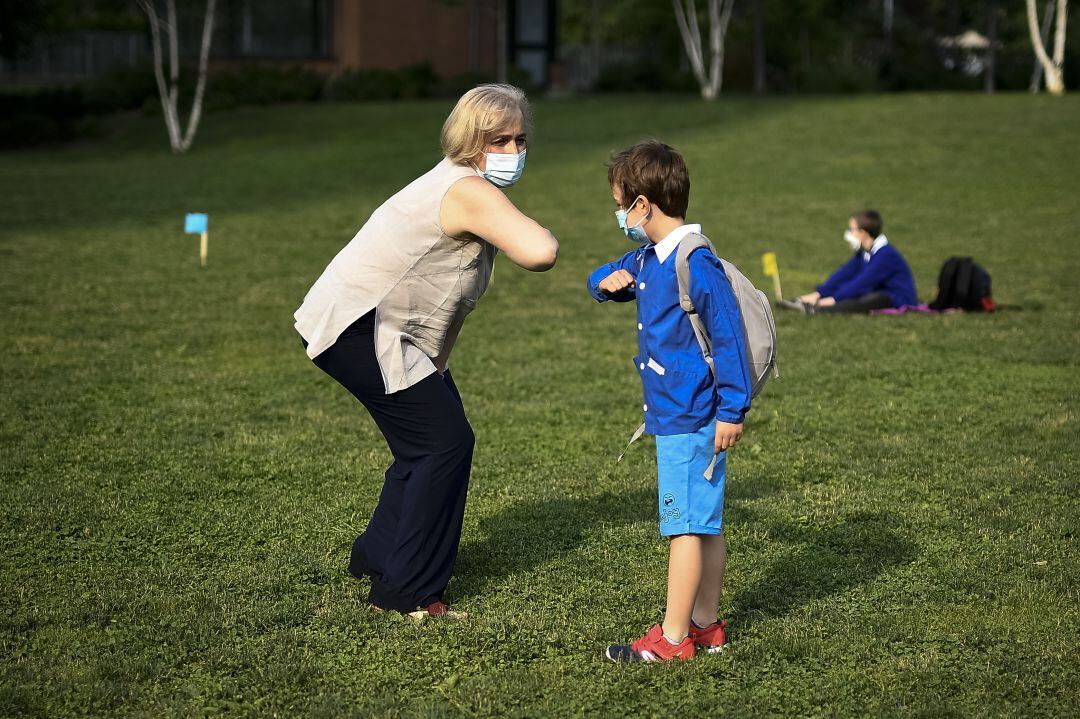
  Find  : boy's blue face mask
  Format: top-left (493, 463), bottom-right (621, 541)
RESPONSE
top-left (615, 196), bottom-right (650, 244)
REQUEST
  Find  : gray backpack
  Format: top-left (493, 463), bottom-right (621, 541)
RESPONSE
top-left (675, 233), bottom-right (778, 397)
top-left (617, 233), bottom-right (778, 476)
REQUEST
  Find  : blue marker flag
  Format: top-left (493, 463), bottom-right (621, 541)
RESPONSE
top-left (184, 213), bottom-right (208, 234)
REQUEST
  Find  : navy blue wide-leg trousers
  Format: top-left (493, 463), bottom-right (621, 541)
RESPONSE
top-left (307, 311), bottom-right (474, 612)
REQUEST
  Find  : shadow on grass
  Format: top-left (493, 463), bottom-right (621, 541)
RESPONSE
top-left (452, 486), bottom-right (655, 600)
top-left (730, 510), bottom-right (918, 630)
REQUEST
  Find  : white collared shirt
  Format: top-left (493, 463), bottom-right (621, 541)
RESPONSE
top-left (863, 234), bottom-right (889, 262)
top-left (654, 223), bottom-right (702, 264)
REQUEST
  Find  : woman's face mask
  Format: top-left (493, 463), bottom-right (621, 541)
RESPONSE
top-left (616, 196), bottom-right (650, 244)
top-left (479, 150), bottom-right (526, 187)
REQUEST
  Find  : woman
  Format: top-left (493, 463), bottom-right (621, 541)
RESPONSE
top-left (784, 209), bottom-right (917, 314)
top-left (294, 84), bottom-right (558, 617)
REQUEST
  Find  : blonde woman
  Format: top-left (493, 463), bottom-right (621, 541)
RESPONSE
top-left (295, 85), bottom-right (558, 618)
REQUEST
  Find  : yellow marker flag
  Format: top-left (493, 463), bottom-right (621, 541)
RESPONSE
top-left (762, 252), bottom-right (778, 278)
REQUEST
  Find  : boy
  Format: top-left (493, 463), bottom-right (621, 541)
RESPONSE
top-left (587, 140), bottom-right (751, 662)
top-left (783, 209), bottom-right (918, 314)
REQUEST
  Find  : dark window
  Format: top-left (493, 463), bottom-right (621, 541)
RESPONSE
top-left (215, 0), bottom-right (332, 60)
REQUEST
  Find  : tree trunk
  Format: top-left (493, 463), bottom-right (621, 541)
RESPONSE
top-left (883, 0), bottom-right (894, 53)
top-left (799, 22), bottom-right (810, 72)
top-left (467, 0), bottom-right (480, 72)
top-left (672, 0), bottom-right (734, 101)
top-left (496, 0), bottom-right (508, 84)
top-left (138, 0), bottom-right (217, 153)
top-left (178, 0), bottom-right (216, 152)
top-left (589, 0), bottom-right (602, 87)
top-left (985, 0), bottom-right (997, 93)
top-left (1026, 0), bottom-right (1068, 95)
top-left (753, 0), bottom-right (766, 94)
top-left (1029, 0), bottom-right (1055, 92)
top-left (139, 0), bottom-right (181, 148)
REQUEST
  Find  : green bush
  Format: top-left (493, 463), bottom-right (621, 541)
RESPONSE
top-left (440, 71), bottom-right (496, 98)
top-left (208, 64), bottom-right (326, 109)
top-left (82, 63), bottom-right (159, 113)
top-left (0, 88), bottom-right (95, 149)
top-left (595, 59), bottom-right (696, 94)
top-left (327, 62), bottom-right (438, 102)
top-left (798, 61), bottom-right (881, 93)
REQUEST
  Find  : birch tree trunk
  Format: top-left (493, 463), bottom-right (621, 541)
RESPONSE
top-left (138, 0), bottom-right (217, 153)
top-left (1026, 0), bottom-right (1068, 95)
top-left (672, 0), bottom-right (736, 101)
top-left (1029, 0), bottom-right (1055, 92)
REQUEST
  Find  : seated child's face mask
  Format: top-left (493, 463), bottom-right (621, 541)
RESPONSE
top-left (844, 229), bottom-right (861, 251)
top-left (616, 196), bottom-right (650, 244)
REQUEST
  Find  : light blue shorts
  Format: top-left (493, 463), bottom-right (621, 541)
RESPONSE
top-left (655, 423), bottom-right (726, 537)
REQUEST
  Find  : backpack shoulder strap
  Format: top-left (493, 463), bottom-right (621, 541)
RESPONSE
top-left (675, 233), bottom-right (717, 314)
top-left (675, 233), bottom-right (718, 382)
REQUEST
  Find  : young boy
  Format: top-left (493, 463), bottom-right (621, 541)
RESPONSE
top-left (587, 140), bottom-right (751, 663)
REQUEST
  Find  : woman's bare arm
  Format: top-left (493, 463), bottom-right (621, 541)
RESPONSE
top-left (440, 176), bottom-right (559, 271)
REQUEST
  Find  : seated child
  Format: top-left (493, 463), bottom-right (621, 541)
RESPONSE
top-left (785, 209), bottom-right (917, 314)
top-left (586, 140), bottom-right (752, 662)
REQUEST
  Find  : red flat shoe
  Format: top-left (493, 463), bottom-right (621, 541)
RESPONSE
top-left (406, 601), bottom-right (468, 621)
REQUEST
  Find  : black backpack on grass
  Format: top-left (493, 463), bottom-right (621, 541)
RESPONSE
top-left (929, 256), bottom-right (996, 312)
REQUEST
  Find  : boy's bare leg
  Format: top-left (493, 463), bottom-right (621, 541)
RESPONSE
top-left (661, 534), bottom-right (702, 641)
top-left (692, 532), bottom-right (726, 627)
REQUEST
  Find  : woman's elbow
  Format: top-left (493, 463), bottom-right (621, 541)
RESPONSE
top-left (522, 232), bottom-right (559, 272)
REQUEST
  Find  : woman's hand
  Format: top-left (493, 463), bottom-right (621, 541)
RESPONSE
top-left (715, 421), bottom-right (743, 453)
top-left (441, 176), bottom-right (559, 271)
top-left (798, 291), bottom-right (821, 304)
top-left (598, 270), bottom-right (636, 295)
top-left (816, 296), bottom-right (836, 307)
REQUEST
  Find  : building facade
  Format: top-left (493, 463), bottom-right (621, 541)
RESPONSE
top-left (1, 0), bottom-right (558, 89)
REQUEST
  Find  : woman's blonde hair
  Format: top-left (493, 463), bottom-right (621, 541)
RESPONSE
top-left (440, 84), bottom-right (531, 165)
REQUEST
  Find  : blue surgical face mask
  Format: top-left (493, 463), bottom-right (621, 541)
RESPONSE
top-left (479, 150), bottom-right (526, 187)
top-left (615, 196), bottom-right (650, 244)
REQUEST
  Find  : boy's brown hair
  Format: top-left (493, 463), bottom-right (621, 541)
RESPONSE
top-left (853, 209), bottom-right (883, 238)
top-left (608, 140), bottom-right (690, 219)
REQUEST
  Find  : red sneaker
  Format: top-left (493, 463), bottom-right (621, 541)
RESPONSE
top-left (689, 619), bottom-right (728, 653)
top-left (606, 624), bottom-right (696, 663)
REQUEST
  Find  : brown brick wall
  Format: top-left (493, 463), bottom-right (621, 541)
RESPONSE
top-left (334, 0), bottom-right (497, 78)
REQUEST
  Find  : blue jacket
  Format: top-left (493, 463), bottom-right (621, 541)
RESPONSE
top-left (587, 236), bottom-right (752, 436)
top-left (816, 242), bottom-right (918, 307)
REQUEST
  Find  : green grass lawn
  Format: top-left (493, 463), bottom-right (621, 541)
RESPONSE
top-left (2, 93), bottom-right (1078, 718)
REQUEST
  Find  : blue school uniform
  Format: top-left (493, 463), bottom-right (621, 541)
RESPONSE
top-left (816, 237), bottom-right (918, 307)
top-left (587, 225), bottom-right (751, 536)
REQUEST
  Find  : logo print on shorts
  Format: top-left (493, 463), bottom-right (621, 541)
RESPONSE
top-left (663, 493), bottom-right (675, 507)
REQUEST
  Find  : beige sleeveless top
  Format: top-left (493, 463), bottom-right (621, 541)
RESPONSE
top-left (294, 157), bottom-right (497, 394)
